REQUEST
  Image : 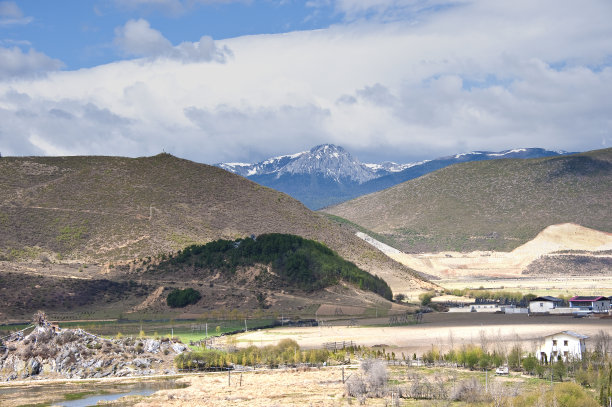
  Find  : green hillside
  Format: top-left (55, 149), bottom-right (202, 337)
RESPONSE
top-left (151, 233), bottom-right (392, 300)
top-left (323, 148), bottom-right (612, 252)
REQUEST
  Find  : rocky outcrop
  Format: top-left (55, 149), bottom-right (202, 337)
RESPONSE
top-left (0, 325), bottom-right (186, 381)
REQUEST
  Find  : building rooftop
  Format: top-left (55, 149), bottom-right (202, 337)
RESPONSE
top-left (531, 296), bottom-right (563, 302)
top-left (544, 331), bottom-right (589, 340)
top-left (570, 296), bottom-right (607, 302)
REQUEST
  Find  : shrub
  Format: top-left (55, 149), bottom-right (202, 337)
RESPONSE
top-left (451, 378), bottom-right (487, 403)
top-left (522, 355), bottom-right (538, 375)
top-left (166, 288), bottom-right (202, 308)
top-left (345, 374), bottom-right (367, 403)
top-left (419, 292), bottom-right (435, 306)
top-left (512, 383), bottom-right (599, 407)
top-left (361, 359), bottom-right (388, 397)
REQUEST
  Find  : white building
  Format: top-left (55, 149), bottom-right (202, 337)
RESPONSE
top-left (536, 331), bottom-right (588, 363)
top-left (448, 302), bottom-right (501, 313)
top-left (529, 296), bottom-right (564, 314)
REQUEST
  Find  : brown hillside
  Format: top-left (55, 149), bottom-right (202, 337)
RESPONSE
top-left (0, 154), bottom-right (429, 294)
top-left (323, 148), bottom-right (612, 253)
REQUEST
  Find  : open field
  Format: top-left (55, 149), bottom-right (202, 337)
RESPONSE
top-left (232, 313), bottom-right (612, 356)
top-left (436, 276), bottom-right (612, 298)
top-left (129, 365), bottom-right (595, 406)
top-left (0, 365), bottom-right (542, 407)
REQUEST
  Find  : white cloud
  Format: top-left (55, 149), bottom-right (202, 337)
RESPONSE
top-left (0, 46), bottom-right (64, 79)
top-left (114, 19), bottom-right (173, 57)
top-left (0, 0), bottom-right (32, 25)
top-left (114, 19), bottom-right (231, 62)
top-left (0, 1), bottom-right (21, 17)
top-left (1, 0), bottom-right (611, 163)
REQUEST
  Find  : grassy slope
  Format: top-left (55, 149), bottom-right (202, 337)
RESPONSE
top-left (0, 154), bottom-right (428, 292)
top-left (322, 148), bottom-right (612, 252)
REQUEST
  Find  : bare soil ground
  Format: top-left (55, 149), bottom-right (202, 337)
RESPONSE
top-left (387, 223), bottom-right (612, 279)
top-left (233, 313), bottom-right (612, 356)
top-left (134, 368), bottom-right (349, 407)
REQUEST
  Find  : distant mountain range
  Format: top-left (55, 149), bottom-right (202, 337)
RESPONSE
top-left (217, 145), bottom-right (572, 209)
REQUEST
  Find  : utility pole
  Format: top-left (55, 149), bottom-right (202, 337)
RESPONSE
top-left (244, 319), bottom-right (247, 332)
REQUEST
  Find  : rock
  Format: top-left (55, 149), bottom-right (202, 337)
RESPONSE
top-left (145, 339), bottom-right (160, 353)
top-left (171, 343), bottom-right (188, 354)
top-left (132, 358), bottom-right (151, 369)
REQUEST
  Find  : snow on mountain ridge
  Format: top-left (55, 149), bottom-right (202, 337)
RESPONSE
top-left (216, 146), bottom-right (570, 182)
top-left (278, 144), bottom-right (377, 183)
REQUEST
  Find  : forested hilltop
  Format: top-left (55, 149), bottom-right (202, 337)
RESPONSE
top-left (150, 233), bottom-right (393, 300)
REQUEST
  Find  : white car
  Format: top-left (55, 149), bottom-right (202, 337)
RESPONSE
top-left (495, 366), bottom-right (509, 375)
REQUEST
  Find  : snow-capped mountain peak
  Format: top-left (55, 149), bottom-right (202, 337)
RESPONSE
top-left (277, 144), bottom-right (377, 183)
top-left (217, 144), bottom-right (380, 183)
top-left (215, 146), bottom-right (572, 209)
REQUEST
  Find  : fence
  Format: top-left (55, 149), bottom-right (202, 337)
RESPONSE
top-left (323, 341), bottom-right (356, 351)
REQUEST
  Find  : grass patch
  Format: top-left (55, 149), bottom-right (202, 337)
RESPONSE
top-left (63, 391), bottom-right (102, 401)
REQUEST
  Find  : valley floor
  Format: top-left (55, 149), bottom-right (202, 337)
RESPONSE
top-left (233, 313), bottom-right (612, 356)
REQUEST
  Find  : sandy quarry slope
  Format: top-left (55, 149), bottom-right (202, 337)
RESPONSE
top-left (377, 223), bottom-right (612, 279)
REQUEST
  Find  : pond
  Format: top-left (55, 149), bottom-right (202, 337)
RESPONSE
top-left (0, 377), bottom-right (186, 407)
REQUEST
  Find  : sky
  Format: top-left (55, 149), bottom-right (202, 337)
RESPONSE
top-left (0, 0), bottom-right (611, 164)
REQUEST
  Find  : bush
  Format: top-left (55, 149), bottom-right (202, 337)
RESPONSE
top-left (345, 374), bottom-right (367, 403)
top-left (512, 383), bottom-right (599, 407)
top-left (361, 359), bottom-right (388, 397)
top-left (166, 288), bottom-right (202, 308)
top-left (451, 378), bottom-right (487, 403)
top-left (522, 355), bottom-right (538, 375)
top-left (419, 292), bottom-right (435, 306)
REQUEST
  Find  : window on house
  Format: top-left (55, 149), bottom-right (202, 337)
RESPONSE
top-left (552, 340), bottom-right (557, 346)
top-left (564, 340), bottom-right (568, 346)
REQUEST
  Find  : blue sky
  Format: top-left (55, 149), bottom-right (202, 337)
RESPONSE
top-left (3, 1), bottom-right (340, 70)
top-left (1, 0), bottom-right (611, 164)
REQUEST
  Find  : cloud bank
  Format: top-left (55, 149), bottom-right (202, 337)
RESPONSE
top-left (1, 0), bottom-right (611, 163)
top-left (114, 19), bottom-right (231, 62)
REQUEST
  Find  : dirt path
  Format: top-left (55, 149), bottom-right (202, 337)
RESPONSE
top-left (131, 286), bottom-right (165, 312)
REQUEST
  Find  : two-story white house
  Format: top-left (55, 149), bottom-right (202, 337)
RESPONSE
top-left (569, 296), bottom-right (610, 313)
top-left (536, 331), bottom-right (588, 364)
top-left (529, 296), bottom-right (563, 314)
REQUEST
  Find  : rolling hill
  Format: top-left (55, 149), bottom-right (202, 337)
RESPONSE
top-left (0, 153), bottom-right (432, 319)
top-left (323, 148), bottom-right (612, 253)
